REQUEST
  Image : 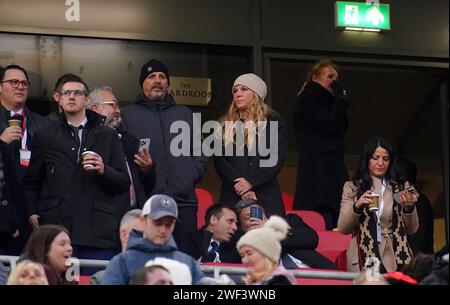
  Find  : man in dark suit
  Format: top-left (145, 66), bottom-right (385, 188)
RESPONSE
top-left (0, 65), bottom-right (52, 255)
top-left (179, 204), bottom-right (241, 263)
top-left (87, 85), bottom-right (155, 219)
top-left (235, 199), bottom-right (338, 269)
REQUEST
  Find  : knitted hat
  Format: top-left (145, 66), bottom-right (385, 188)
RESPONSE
top-left (139, 59), bottom-right (170, 87)
top-left (145, 257), bottom-right (192, 285)
top-left (232, 73), bottom-right (267, 101)
top-left (236, 215), bottom-right (290, 263)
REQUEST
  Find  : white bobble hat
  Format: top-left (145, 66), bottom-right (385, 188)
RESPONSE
top-left (237, 215), bottom-right (290, 263)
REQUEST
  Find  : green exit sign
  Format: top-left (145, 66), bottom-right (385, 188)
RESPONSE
top-left (335, 1), bottom-right (390, 31)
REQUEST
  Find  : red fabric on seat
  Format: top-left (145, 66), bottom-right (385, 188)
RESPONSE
top-left (316, 231), bottom-right (352, 270)
top-left (282, 192), bottom-right (294, 211)
top-left (287, 210), bottom-right (327, 232)
top-left (195, 188), bottom-right (214, 229)
top-left (78, 275), bottom-right (91, 285)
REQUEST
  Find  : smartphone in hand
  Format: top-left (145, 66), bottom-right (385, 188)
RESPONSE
top-left (250, 206), bottom-right (264, 220)
top-left (138, 138), bottom-right (150, 152)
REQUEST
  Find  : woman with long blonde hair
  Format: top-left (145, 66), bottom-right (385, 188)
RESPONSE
top-left (214, 73), bottom-right (287, 217)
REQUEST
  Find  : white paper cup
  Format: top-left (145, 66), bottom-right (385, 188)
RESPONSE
top-left (81, 151), bottom-right (95, 169)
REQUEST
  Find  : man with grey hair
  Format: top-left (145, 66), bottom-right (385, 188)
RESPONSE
top-left (88, 86), bottom-right (155, 219)
top-left (235, 199), bottom-right (339, 270)
top-left (87, 85), bottom-right (121, 128)
top-left (90, 208), bottom-right (144, 284)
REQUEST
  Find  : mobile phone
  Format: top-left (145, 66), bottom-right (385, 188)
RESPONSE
top-left (407, 185), bottom-right (420, 197)
top-left (250, 207), bottom-right (263, 220)
top-left (393, 185), bottom-right (420, 202)
top-left (138, 138), bottom-right (150, 152)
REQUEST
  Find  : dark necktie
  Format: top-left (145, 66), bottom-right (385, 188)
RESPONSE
top-left (12, 112), bottom-right (23, 120)
top-left (70, 125), bottom-right (83, 160)
top-left (207, 241), bottom-right (220, 262)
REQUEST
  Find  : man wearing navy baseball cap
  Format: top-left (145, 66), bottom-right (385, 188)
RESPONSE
top-left (102, 194), bottom-right (205, 285)
top-left (120, 59), bottom-right (208, 247)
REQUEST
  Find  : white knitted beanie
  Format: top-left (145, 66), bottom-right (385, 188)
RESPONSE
top-left (232, 73), bottom-right (267, 101)
top-left (236, 215), bottom-right (290, 263)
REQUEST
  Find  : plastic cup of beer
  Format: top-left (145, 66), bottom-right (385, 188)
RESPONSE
top-left (81, 151), bottom-right (95, 169)
top-left (369, 193), bottom-right (380, 212)
top-left (8, 119), bottom-right (22, 130)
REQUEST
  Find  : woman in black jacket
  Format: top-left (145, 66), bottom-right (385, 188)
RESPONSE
top-left (292, 59), bottom-right (349, 230)
top-left (214, 73), bottom-right (287, 217)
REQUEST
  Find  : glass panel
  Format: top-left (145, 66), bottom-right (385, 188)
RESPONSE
top-left (0, 33), bottom-right (251, 123)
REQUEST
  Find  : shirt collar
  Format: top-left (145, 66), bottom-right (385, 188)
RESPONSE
top-left (67, 116), bottom-right (88, 128)
top-left (10, 109), bottom-right (24, 117)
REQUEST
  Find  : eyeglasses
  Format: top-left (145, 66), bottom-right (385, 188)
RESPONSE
top-left (0, 79), bottom-right (31, 89)
top-left (60, 90), bottom-right (87, 99)
top-left (99, 101), bottom-right (119, 109)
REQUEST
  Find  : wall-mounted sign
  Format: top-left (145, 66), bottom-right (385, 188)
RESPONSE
top-left (335, 1), bottom-right (390, 32)
top-left (169, 76), bottom-right (212, 106)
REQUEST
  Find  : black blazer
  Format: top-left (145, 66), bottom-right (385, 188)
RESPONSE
top-left (114, 128), bottom-right (156, 219)
top-left (282, 213), bottom-right (339, 270)
top-left (179, 227), bottom-right (241, 264)
top-left (0, 105), bottom-right (52, 234)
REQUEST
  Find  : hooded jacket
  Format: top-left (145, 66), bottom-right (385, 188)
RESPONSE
top-left (120, 93), bottom-right (208, 207)
top-left (101, 230), bottom-right (204, 284)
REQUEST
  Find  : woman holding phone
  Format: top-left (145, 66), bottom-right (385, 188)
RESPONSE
top-left (337, 136), bottom-right (419, 273)
top-left (214, 73), bottom-right (288, 217)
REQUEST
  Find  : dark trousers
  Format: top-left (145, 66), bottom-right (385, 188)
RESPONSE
top-left (0, 231), bottom-right (26, 256)
top-left (173, 206), bottom-right (197, 249)
top-left (72, 245), bottom-right (116, 275)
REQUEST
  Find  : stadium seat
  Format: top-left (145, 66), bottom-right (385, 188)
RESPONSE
top-left (282, 192), bottom-right (294, 211)
top-left (195, 188), bottom-right (214, 229)
top-left (316, 231), bottom-right (352, 270)
top-left (78, 275), bottom-right (92, 285)
top-left (287, 210), bottom-right (327, 232)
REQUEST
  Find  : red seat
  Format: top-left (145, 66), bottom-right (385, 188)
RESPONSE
top-left (288, 210), bottom-right (326, 232)
top-left (282, 192), bottom-right (294, 211)
top-left (316, 231), bottom-right (352, 270)
top-left (195, 188), bottom-right (214, 229)
top-left (78, 275), bottom-right (91, 285)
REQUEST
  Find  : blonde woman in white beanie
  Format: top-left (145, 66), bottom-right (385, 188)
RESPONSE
top-left (214, 73), bottom-right (288, 217)
top-left (237, 215), bottom-right (296, 285)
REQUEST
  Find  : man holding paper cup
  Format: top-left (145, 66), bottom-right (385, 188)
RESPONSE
top-left (21, 74), bottom-right (130, 266)
top-left (0, 65), bottom-right (51, 255)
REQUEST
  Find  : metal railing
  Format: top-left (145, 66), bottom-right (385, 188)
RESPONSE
top-left (1, 255), bottom-right (360, 281)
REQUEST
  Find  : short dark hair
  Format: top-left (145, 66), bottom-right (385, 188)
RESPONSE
top-left (204, 204), bottom-right (231, 226)
top-left (129, 265), bottom-right (169, 285)
top-left (22, 225), bottom-right (70, 267)
top-left (54, 73), bottom-right (88, 93)
top-left (0, 64), bottom-right (29, 82)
